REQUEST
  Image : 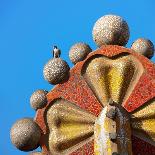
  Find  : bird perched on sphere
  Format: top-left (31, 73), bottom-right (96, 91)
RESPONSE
top-left (53, 46), bottom-right (61, 58)
top-left (43, 46), bottom-right (70, 85)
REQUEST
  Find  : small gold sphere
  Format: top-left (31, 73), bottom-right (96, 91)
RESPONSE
top-left (131, 38), bottom-right (154, 59)
top-left (30, 90), bottom-right (48, 110)
top-left (69, 43), bottom-right (92, 64)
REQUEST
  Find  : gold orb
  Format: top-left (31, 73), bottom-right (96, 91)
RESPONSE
top-left (131, 38), bottom-right (154, 59)
top-left (92, 15), bottom-right (130, 47)
top-left (69, 43), bottom-right (92, 64)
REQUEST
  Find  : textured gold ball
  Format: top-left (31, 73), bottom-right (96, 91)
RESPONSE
top-left (10, 118), bottom-right (41, 151)
top-left (43, 58), bottom-right (70, 85)
top-left (30, 90), bottom-right (48, 110)
top-left (92, 15), bottom-right (130, 47)
top-left (69, 43), bottom-right (92, 64)
top-left (131, 38), bottom-right (154, 59)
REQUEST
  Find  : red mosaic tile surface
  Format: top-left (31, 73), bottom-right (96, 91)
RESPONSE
top-left (70, 140), bottom-right (94, 155)
top-left (83, 45), bottom-right (155, 112)
top-left (35, 45), bottom-right (155, 155)
top-left (53, 74), bottom-right (102, 116)
top-left (132, 135), bottom-right (155, 155)
top-left (124, 73), bottom-right (155, 112)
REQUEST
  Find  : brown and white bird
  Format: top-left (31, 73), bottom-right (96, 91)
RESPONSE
top-left (53, 46), bottom-right (61, 58)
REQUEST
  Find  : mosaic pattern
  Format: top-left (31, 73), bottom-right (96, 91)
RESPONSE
top-left (131, 98), bottom-right (155, 146)
top-left (43, 58), bottom-right (70, 85)
top-left (46, 99), bottom-right (96, 154)
top-left (94, 106), bottom-right (117, 155)
top-left (82, 54), bottom-right (143, 105)
top-left (92, 15), bottom-right (130, 47)
top-left (30, 90), bottom-right (48, 110)
top-left (94, 103), bottom-right (132, 155)
top-left (132, 135), bottom-right (155, 155)
top-left (70, 140), bottom-right (94, 155)
top-left (131, 38), bottom-right (154, 59)
top-left (35, 45), bottom-right (155, 155)
top-left (69, 43), bottom-right (92, 64)
top-left (10, 118), bottom-right (41, 151)
top-left (123, 74), bottom-right (155, 112)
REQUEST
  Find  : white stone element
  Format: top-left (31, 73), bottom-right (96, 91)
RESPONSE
top-left (94, 106), bottom-right (117, 155)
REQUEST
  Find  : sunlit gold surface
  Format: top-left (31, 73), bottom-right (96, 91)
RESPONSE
top-left (131, 98), bottom-right (155, 145)
top-left (82, 54), bottom-right (143, 106)
top-left (46, 99), bottom-right (96, 155)
top-left (42, 53), bottom-right (155, 154)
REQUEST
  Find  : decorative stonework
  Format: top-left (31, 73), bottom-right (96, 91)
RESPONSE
top-left (30, 90), bottom-right (48, 110)
top-left (10, 14), bottom-right (155, 155)
top-left (43, 58), bottom-right (70, 85)
top-left (69, 42), bottom-right (92, 64)
top-left (92, 15), bottom-right (130, 47)
top-left (10, 118), bottom-right (41, 151)
top-left (36, 46), bottom-right (155, 155)
top-left (131, 38), bottom-right (154, 59)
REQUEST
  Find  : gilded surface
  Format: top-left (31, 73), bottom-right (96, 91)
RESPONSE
top-left (43, 52), bottom-right (155, 154)
top-left (131, 98), bottom-right (155, 145)
top-left (46, 99), bottom-right (96, 155)
top-left (82, 54), bottom-right (143, 106)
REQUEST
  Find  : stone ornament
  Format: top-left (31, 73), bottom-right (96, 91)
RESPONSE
top-left (30, 89), bottom-right (48, 110)
top-left (69, 43), bottom-right (92, 64)
top-left (92, 15), bottom-right (130, 47)
top-left (131, 38), bottom-right (154, 59)
top-left (35, 46), bottom-right (155, 155)
top-left (10, 14), bottom-right (155, 155)
top-left (43, 46), bottom-right (70, 85)
top-left (10, 118), bottom-right (41, 151)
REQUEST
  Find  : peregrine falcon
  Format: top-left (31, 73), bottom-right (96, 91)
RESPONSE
top-left (53, 46), bottom-right (61, 58)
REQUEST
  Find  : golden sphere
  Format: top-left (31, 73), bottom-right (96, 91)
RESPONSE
top-left (10, 118), bottom-right (41, 151)
top-left (92, 15), bottom-right (130, 47)
top-left (131, 38), bottom-right (154, 59)
top-left (30, 90), bottom-right (48, 110)
top-left (43, 58), bottom-right (70, 85)
top-left (69, 43), bottom-right (92, 64)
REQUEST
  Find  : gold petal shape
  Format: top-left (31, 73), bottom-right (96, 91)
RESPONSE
top-left (46, 98), bottom-right (96, 155)
top-left (131, 98), bottom-right (155, 146)
top-left (82, 54), bottom-right (143, 106)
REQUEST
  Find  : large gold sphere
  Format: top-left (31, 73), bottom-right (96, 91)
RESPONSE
top-left (10, 118), bottom-right (41, 151)
top-left (92, 15), bottom-right (130, 47)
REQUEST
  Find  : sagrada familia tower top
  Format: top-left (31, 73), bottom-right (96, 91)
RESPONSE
top-left (10, 15), bottom-right (155, 155)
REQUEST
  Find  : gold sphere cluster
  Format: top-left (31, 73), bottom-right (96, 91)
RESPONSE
top-left (10, 14), bottom-right (154, 154)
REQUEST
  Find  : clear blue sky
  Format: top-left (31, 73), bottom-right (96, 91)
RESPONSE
top-left (0, 0), bottom-right (155, 155)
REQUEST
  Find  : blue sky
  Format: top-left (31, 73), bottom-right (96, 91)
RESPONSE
top-left (0, 0), bottom-right (155, 155)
